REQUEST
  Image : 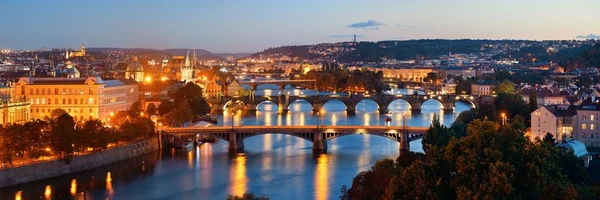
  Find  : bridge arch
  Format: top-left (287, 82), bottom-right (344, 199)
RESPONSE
top-left (387, 99), bottom-right (413, 111)
top-left (355, 99), bottom-right (379, 111)
top-left (322, 99), bottom-right (348, 111)
top-left (288, 99), bottom-right (313, 111)
top-left (421, 98), bottom-right (445, 110)
top-left (453, 98), bottom-right (477, 109)
top-left (223, 99), bottom-right (247, 110)
top-left (236, 132), bottom-right (315, 142)
top-left (256, 100), bottom-right (279, 111)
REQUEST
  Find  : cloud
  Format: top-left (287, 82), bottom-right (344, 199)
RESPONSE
top-left (396, 24), bottom-right (413, 28)
top-left (576, 34), bottom-right (600, 39)
top-left (329, 34), bottom-right (365, 38)
top-left (346, 20), bottom-right (385, 30)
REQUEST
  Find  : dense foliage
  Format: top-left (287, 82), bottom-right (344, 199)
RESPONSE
top-left (299, 69), bottom-right (389, 94)
top-left (0, 108), bottom-right (155, 165)
top-left (560, 43), bottom-right (600, 70)
top-left (341, 118), bottom-right (599, 199)
top-left (158, 82), bottom-right (211, 126)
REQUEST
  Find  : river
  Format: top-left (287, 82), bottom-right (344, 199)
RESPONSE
top-left (0, 88), bottom-right (471, 200)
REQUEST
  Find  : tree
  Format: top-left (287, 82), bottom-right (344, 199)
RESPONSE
top-left (529, 90), bottom-right (538, 111)
top-left (348, 118), bottom-right (598, 199)
top-left (128, 100), bottom-right (143, 117)
top-left (422, 115), bottom-right (455, 153)
top-left (49, 113), bottom-right (77, 159)
top-left (158, 99), bottom-right (176, 116)
top-left (165, 103), bottom-right (195, 127)
top-left (544, 132), bottom-right (556, 146)
top-left (146, 103), bottom-right (157, 116)
top-left (23, 120), bottom-right (49, 160)
top-left (496, 80), bottom-right (515, 94)
top-left (48, 108), bottom-right (67, 120)
top-left (342, 159), bottom-right (397, 200)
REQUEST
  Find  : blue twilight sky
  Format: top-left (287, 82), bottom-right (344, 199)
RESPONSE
top-left (0, 0), bottom-right (599, 53)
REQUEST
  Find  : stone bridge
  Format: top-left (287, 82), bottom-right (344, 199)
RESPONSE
top-left (207, 94), bottom-right (488, 113)
top-left (159, 125), bottom-right (428, 154)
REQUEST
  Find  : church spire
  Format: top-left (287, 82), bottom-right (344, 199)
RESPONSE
top-left (193, 49), bottom-right (197, 67)
top-left (66, 50), bottom-right (70, 59)
top-left (184, 50), bottom-right (191, 67)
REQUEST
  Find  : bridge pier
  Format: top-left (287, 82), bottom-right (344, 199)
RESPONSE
top-left (399, 132), bottom-right (410, 156)
top-left (312, 131), bottom-right (327, 154)
top-left (442, 107), bottom-right (454, 112)
top-left (410, 108), bottom-right (421, 113)
top-left (378, 106), bottom-right (387, 114)
top-left (228, 132), bottom-right (244, 152)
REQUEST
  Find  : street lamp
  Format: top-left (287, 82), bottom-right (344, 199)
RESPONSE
top-left (316, 109), bottom-right (324, 130)
top-left (501, 113), bottom-right (506, 125)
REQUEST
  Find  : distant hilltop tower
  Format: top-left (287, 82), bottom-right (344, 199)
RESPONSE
top-left (353, 34), bottom-right (357, 43)
top-left (180, 49), bottom-right (195, 84)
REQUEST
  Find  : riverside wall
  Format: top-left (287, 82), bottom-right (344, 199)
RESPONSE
top-left (0, 138), bottom-right (159, 188)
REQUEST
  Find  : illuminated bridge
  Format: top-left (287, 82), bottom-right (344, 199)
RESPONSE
top-left (208, 94), bottom-right (492, 113)
top-left (158, 125), bottom-right (428, 154)
top-left (238, 79), bottom-right (316, 90)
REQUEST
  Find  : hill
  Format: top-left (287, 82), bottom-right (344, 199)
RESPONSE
top-left (86, 47), bottom-right (251, 61)
top-left (560, 43), bottom-right (600, 70)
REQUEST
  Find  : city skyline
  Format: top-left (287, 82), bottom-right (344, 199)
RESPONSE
top-left (1, 0), bottom-right (599, 53)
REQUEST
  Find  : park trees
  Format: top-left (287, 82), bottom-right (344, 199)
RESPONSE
top-left (344, 118), bottom-right (599, 199)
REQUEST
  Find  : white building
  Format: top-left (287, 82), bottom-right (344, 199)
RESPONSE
top-left (530, 105), bottom-right (576, 141)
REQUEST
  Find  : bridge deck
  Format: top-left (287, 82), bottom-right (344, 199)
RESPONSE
top-left (159, 125), bottom-right (428, 134)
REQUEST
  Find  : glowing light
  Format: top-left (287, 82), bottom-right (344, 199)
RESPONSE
top-left (315, 154), bottom-right (329, 200)
top-left (188, 150), bottom-right (193, 168)
top-left (44, 185), bottom-right (51, 199)
top-left (15, 191), bottom-right (22, 200)
top-left (70, 179), bottom-right (77, 196)
top-left (230, 154), bottom-right (247, 197)
top-left (106, 172), bottom-right (114, 197)
top-left (144, 76), bottom-right (152, 83)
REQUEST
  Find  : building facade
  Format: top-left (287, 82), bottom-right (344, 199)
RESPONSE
top-left (125, 57), bottom-right (145, 82)
top-left (180, 53), bottom-right (194, 84)
top-left (531, 105), bottom-right (576, 141)
top-left (227, 80), bottom-right (243, 97)
top-left (378, 68), bottom-right (433, 82)
top-left (12, 77), bottom-right (139, 122)
top-left (205, 78), bottom-right (222, 98)
top-left (471, 81), bottom-right (495, 96)
top-left (574, 97), bottom-right (600, 148)
top-left (0, 101), bottom-right (30, 125)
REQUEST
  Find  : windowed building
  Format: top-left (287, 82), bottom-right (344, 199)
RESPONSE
top-left (574, 97), bottom-right (600, 148)
top-left (530, 105), bottom-right (576, 142)
top-left (12, 77), bottom-right (139, 122)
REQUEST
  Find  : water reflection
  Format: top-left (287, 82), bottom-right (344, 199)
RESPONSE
top-left (44, 185), bottom-right (51, 200)
top-left (315, 154), bottom-right (329, 200)
top-left (231, 154), bottom-right (248, 197)
top-left (106, 172), bottom-right (113, 197)
top-left (70, 179), bottom-right (77, 196)
top-left (14, 191), bottom-right (22, 200)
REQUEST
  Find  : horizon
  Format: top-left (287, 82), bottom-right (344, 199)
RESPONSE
top-left (1, 0), bottom-right (599, 53)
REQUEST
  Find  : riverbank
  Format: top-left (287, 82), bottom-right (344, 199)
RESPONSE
top-left (0, 138), bottom-right (159, 188)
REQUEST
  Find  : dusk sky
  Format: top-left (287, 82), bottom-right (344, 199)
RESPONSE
top-left (1, 0), bottom-right (599, 53)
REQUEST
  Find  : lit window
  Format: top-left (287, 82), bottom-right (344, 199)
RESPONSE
top-left (592, 124), bottom-right (595, 130)
top-left (582, 124), bottom-right (587, 129)
top-left (592, 115), bottom-right (595, 121)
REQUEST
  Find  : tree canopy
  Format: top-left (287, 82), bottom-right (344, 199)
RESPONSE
top-left (342, 118), bottom-right (599, 199)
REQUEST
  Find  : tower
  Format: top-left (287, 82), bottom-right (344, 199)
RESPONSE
top-left (180, 50), bottom-right (194, 83)
top-left (80, 44), bottom-right (86, 56)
